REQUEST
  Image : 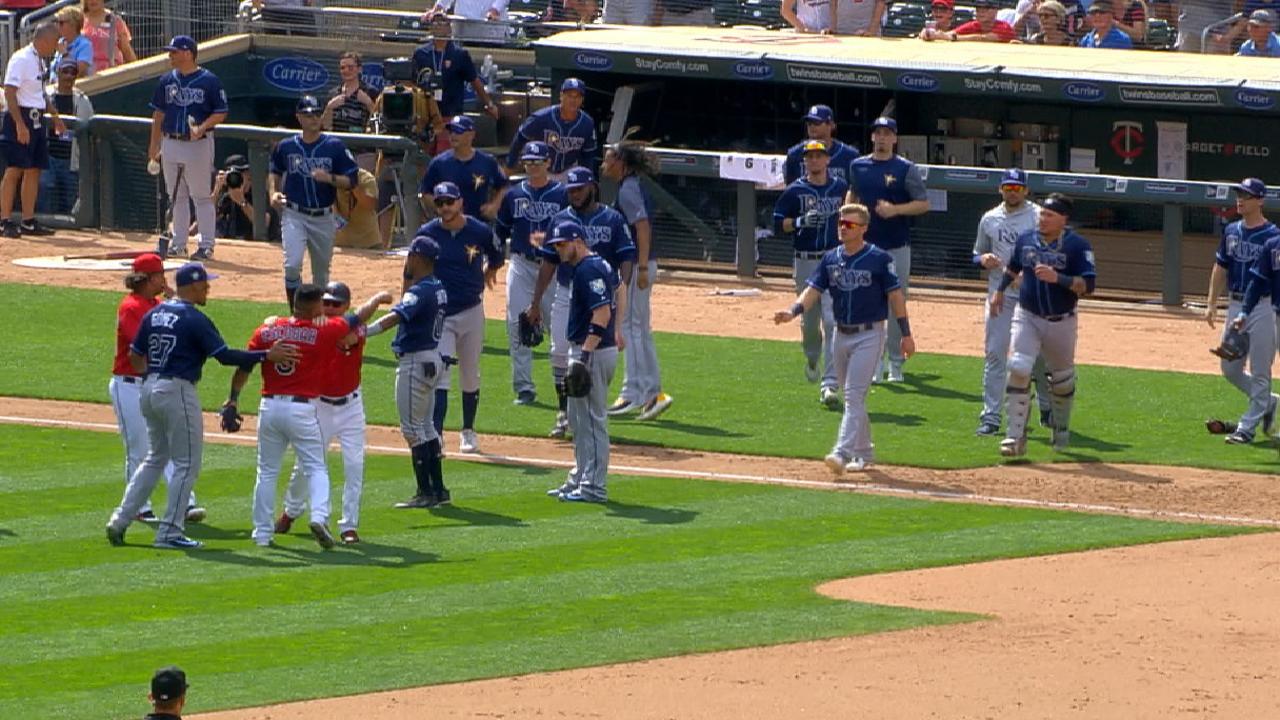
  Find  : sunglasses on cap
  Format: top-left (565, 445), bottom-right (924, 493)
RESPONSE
top-left (433, 197), bottom-right (458, 207)
top-left (838, 219), bottom-right (867, 229)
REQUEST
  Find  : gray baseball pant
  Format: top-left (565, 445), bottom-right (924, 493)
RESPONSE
top-left (160, 135), bottom-right (216, 255)
top-left (1005, 307), bottom-right (1078, 442)
top-left (982, 294), bottom-right (1052, 426)
top-left (396, 349), bottom-right (444, 446)
top-left (793, 254), bottom-right (837, 390)
top-left (618, 259), bottom-right (662, 405)
top-left (281, 207), bottom-right (337, 290)
top-left (565, 344), bottom-right (618, 499)
top-left (109, 375), bottom-right (188, 515)
top-left (506, 254), bottom-right (554, 396)
top-left (831, 323), bottom-right (886, 463)
top-left (880, 245), bottom-right (911, 375)
top-left (1223, 300), bottom-right (1276, 435)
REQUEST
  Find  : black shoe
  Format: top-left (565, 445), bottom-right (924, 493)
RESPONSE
top-left (1039, 409), bottom-right (1054, 428)
top-left (190, 247), bottom-right (213, 261)
top-left (434, 490), bottom-right (452, 507)
top-left (1, 220), bottom-right (20, 239)
top-left (156, 233), bottom-right (172, 258)
top-left (19, 218), bottom-right (52, 236)
top-left (975, 422), bottom-right (1000, 436)
top-left (394, 494), bottom-right (436, 509)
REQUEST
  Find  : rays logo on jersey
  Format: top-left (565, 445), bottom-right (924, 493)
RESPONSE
top-left (514, 198), bottom-right (562, 223)
top-left (287, 154), bottom-right (334, 175)
top-left (165, 85), bottom-right (207, 106)
top-left (1227, 233), bottom-right (1264, 263)
top-left (1023, 246), bottom-right (1067, 269)
top-left (828, 266), bottom-right (874, 290)
top-left (542, 130), bottom-right (585, 155)
top-left (472, 173), bottom-right (487, 191)
top-left (996, 226), bottom-right (1022, 256)
top-left (800, 195), bottom-right (842, 215)
top-left (583, 224), bottom-right (614, 248)
top-left (589, 278), bottom-right (606, 296)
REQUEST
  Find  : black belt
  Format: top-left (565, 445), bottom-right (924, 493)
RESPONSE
top-left (837, 322), bottom-right (876, 335)
top-left (163, 133), bottom-right (203, 141)
top-left (287, 202), bottom-right (332, 217)
top-left (117, 375), bottom-right (140, 384)
top-left (1041, 311), bottom-right (1077, 322)
top-left (320, 391), bottom-right (359, 406)
top-left (264, 394), bottom-right (312, 403)
top-left (1230, 292), bottom-right (1246, 301)
top-left (795, 250), bottom-right (826, 260)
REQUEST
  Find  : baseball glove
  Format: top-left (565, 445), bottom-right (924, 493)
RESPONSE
top-left (1210, 326), bottom-right (1250, 362)
top-left (219, 403), bottom-right (243, 433)
top-left (518, 310), bottom-right (545, 347)
top-left (564, 359), bottom-right (592, 398)
top-left (1205, 419), bottom-right (1238, 435)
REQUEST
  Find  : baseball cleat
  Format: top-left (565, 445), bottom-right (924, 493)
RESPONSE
top-left (254, 538), bottom-right (274, 548)
top-left (340, 530), bottom-right (361, 545)
top-left (154, 536), bottom-right (203, 550)
top-left (999, 437), bottom-right (1027, 457)
top-left (514, 390), bottom-right (537, 405)
top-left (155, 233), bottom-right (172, 258)
top-left (885, 367), bottom-right (904, 383)
top-left (1, 220), bottom-right (20, 238)
top-left (975, 422), bottom-right (1001, 436)
top-left (135, 510), bottom-right (159, 523)
top-left (549, 411), bottom-right (569, 438)
top-left (459, 428), bottom-right (481, 454)
top-left (547, 485), bottom-right (573, 497)
top-left (394, 494), bottom-right (436, 509)
top-left (804, 360), bottom-right (820, 383)
top-left (19, 218), bottom-right (53, 236)
top-left (1225, 429), bottom-right (1255, 445)
top-left (637, 393), bottom-right (674, 421)
top-left (823, 452), bottom-right (847, 478)
top-left (106, 525), bottom-right (126, 546)
top-left (1052, 428), bottom-right (1071, 451)
top-left (309, 522), bottom-right (336, 549)
top-left (820, 386), bottom-right (842, 410)
top-left (560, 490), bottom-right (607, 503)
top-left (845, 457), bottom-right (872, 472)
top-left (607, 398), bottom-right (640, 415)
top-left (274, 512), bottom-right (296, 534)
top-left (1266, 395), bottom-right (1279, 435)
top-left (185, 506), bottom-right (207, 523)
top-left (434, 490), bottom-right (452, 507)
top-left (1039, 409), bottom-right (1054, 428)
top-left (189, 247), bottom-right (214, 261)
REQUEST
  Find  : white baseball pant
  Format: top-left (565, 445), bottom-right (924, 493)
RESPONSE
top-left (160, 135), bottom-right (216, 255)
top-left (251, 396), bottom-right (330, 545)
top-left (282, 391), bottom-right (366, 533)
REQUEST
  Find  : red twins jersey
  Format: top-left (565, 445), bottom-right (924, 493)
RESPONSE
top-left (114, 293), bottom-right (160, 376)
top-left (323, 333), bottom-right (365, 397)
top-left (248, 315), bottom-right (357, 398)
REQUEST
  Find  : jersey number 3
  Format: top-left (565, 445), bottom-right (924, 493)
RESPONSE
top-left (274, 360), bottom-right (298, 376)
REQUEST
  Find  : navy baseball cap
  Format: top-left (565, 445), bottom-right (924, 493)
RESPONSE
top-left (1236, 178), bottom-right (1268, 198)
top-left (804, 104), bottom-right (834, 123)
top-left (1001, 168), bottom-right (1029, 187)
top-left (545, 221), bottom-right (586, 245)
top-left (163, 35), bottom-right (197, 53)
top-left (560, 77), bottom-right (586, 94)
top-left (565, 166), bottom-right (595, 188)
top-left (296, 95), bottom-right (322, 115)
top-left (445, 115), bottom-right (474, 133)
top-left (322, 281), bottom-right (351, 303)
top-left (151, 666), bottom-right (188, 703)
top-left (175, 262), bottom-right (217, 287)
top-left (521, 141), bottom-right (551, 162)
top-left (1250, 9), bottom-right (1275, 24)
top-left (871, 116), bottom-right (898, 132)
top-left (432, 181), bottom-right (461, 200)
top-left (408, 236), bottom-right (441, 259)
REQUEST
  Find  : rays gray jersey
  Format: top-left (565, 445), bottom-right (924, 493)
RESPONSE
top-left (974, 201), bottom-right (1041, 295)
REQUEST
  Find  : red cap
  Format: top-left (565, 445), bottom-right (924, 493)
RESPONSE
top-left (132, 253), bottom-right (165, 274)
top-left (932, 0), bottom-right (954, 8)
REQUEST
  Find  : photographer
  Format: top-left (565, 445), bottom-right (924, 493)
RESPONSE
top-left (372, 57), bottom-right (444, 245)
top-left (212, 154), bottom-right (280, 242)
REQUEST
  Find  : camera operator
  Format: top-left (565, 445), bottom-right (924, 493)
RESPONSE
top-left (323, 51), bottom-right (379, 170)
top-left (372, 57), bottom-right (444, 246)
top-left (212, 154), bottom-right (280, 241)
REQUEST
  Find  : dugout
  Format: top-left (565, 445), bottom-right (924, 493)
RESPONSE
top-left (533, 27), bottom-right (1280, 298)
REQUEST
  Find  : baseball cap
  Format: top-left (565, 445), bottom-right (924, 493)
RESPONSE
top-left (1001, 168), bottom-right (1029, 187)
top-left (1086, 0), bottom-right (1113, 12)
top-left (175, 262), bottom-right (217, 287)
top-left (56, 56), bottom-right (79, 72)
top-left (224, 154), bottom-right (249, 171)
top-left (871, 116), bottom-right (898, 132)
top-left (803, 104), bottom-right (835, 123)
top-left (560, 77), bottom-right (586, 94)
top-left (1236, 177), bottom-right (1268, 198)
top-left (1250, 9), bottom-right (1275, 24)
top-left (163, 35), bottom-right (197, 53)
top-left (974, 0), bottom-right (999, 7)
top-left (445, 115), bottom-right (474, 133)
top-left (521, 141), bottom-right (551, 162)
top-left (151, 666), bottom-right (188, 702)
top-left (408, 236), bottom-right (441, 259)
top-left (545, 221), bottom-right (585, 245)
top-left (322, 281), bottom-right (351, 304)
top-left (565, 166), bottom-right (595, 188)
top-left (132, 252), bottom-right (165, 274)
top-left (801, 139), bottom-right (830, 155)
top-left (931, 0), bottom-right (955, 8)
top-left (296, 95), bottom-right (322, 115)
top-left (432, 181), bottom-right (462, 200)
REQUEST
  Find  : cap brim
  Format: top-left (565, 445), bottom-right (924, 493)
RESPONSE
top-left (446, 124), bottom-right (472, 133)
top-left (205, 272), bottom-right (220, 281)
top-left (322, 293), bottom-right (348, 302)
top-left (566, 182), bottom-right (593, 188)
top-left (521, 155), bottom-right (548, 162)
top-left (436, 194), bottom-right (461, 201)
top-left (1235, 185), bottom-right (1265, 197)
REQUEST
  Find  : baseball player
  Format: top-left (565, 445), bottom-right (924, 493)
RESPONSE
top-left (847, 117), bottom-right (930, 383)
top-left (991, 193), bottom-right (1097, 456)
top-left (1, 22), bottom-right (65, 239)
top-left (147, 35), bottom-right (227, 260)
top-left (421, 115), bottom-right (507, 221)
top-left (1209, 178), bottom-right (1280, 444)
top-left (506, 77), bottom-right (599, 180)
top-left (531, 166), bottom-right (635, 438)
top-left (602, 141), bottom-right (672, 421)
top-left (495, 141), bottom-right (568, 404)
top-left (275, 282), bottom-right (393, 544)
top-left (973, 168), bottom-right (1053, 436)
top-left (774, 139), bottom-right (848, 409)
top-left (224, 283), bottom-right (374, 548)
top-left (543, 220), bottom-right (620, 503)
top-left (110, 252), bottom-right (205, 524)
top-left (269, 95), bottom-right (360, 311)
top-left (776, 203), bottom-right (914, 474)
top-left (106, 263), bottom-right (298, 549)
top-left (365, 236), bottom-right (450, 508)
top-left (417, 181), bottom-right (504, 454)
top-left (782, 105), bottom-right (859, 186)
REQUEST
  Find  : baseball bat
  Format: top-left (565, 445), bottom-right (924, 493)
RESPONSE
top-left (62, 249), bottom-right (151, 261)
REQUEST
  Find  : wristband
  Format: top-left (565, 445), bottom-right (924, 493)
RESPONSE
top-left (790, 302), bottom-right (804, 317)
top-left (588, 322), bottom-right (608, 339)
top-left (579, 350), bottom-right (592, 365)
top-left (366, 320), bottom-right (385, 337)
top-left (897, 317), bottom-right (912, 337)
top-left (1056, 273), bottom-right (1074, 289)
top-left (997, 274), bottom-right (1015, 292)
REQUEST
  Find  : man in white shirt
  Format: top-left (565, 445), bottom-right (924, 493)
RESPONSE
top-left (427, 0), bottom-right (509, 21)
top-left (2, 22), bottom-right (64, 239)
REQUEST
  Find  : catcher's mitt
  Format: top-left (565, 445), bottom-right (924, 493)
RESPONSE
top-left (219, 403), bottom-right (243, 433)
top-left (518, 311), bottom-right (544, 347)
top-left (564, 359), bottom-right (592, 398)
top-left (1211, 326), bottom-right (1250, 362)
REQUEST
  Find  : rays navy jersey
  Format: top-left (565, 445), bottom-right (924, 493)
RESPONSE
top-left (773, 175), bottom-right (849, 253)
top-left (567, 254), bottom-right (618, 347)
top-left (414, 217), bottom-right (503, 315)
top-left (1217, 220), bottom-right (1280, 294)
top-left (496, 179), bottom-right (568, 258)
top-left (507, 105), bottom-right (599, 175)
top-left (783, 138), bottom-right (860, 185)
top-left (807, 243), bottom-right (900, 324)
top-left (1007, 229), bottom-right (1097, 317)
top-left (422, 149), bottom-right (507, 218)
top-left (129, 299), bottom-right (230, 384)
top-left (149, 68), bottom-right (228, 136)
top-left (269, 134), bottom-right (359, 210)
top-left (391, 275), bottom-right (447, 354)
top-left (543, 204), bottom-right (636, 287)
top-left (1247, 235), bottom-right (1280, 310)
top-left (850, 154), bottom-right (927, 250)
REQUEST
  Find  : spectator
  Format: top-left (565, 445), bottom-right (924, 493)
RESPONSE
top-left (1019, 0), bottom-right (1073, 41)
top-left (81, 0), bottom-right (136, 72)
top-left (1079, 0), bottom-right (1134, 46)
top-left (0, 0), bottom-right (46, 25)
top-left (212, 154), bottom-right (281, 242)
top-left (335, 167), bottom-right (379, 248)
top-left (410, 14), bottom-right (499, 121)
top-left (1114, 0), bottom-right (1147, 41)
top-left (922, 0), bottom-right (1015, 40)
top-left (655, 0), bottom-right (716, 25)
top-left (425, 0), bottom-right (508, 22)
top-left (54, 6), bottom-right (93, 78)
top-left (603, 0), bottom-right (655, 23)
top-left (323, 51), bottom-right (379, 170)
top-left (781, 0), bottom-right (833, 33)
top-left (145, 665), bottom-right (188, 720)
top-left (835, 0), bottom-right (885, 35)
top-left (918, 0), bottom-right (958, 35)
top-left (38, 57), bottom-right (93, 216)
top-left (1236, 9), bottom-right (1280, 52)
top-left (1174, 0), bottom-right (1222, 51)
top-left (544, 0), bottom-right (599, 21)
top-left (1011, 0), bottom-right (1043, 37)
top-left (2, 22), bottom-right (65, 238)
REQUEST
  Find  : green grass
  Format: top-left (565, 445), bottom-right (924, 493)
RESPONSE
top-left (0, 425), bottom-right (1254, 719)
top-left (1, 282), bottom-right (1276, 471)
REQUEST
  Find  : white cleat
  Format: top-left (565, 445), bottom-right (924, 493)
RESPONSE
top-left (885, 367), bottom-right (905, 383)
top-left (823, 453), bottom-right (847, 477)
top-left (459, 429), bottom-right (480, 454)
top-left (1000, 437), bottom-right (1027, 457)
top-left (845, 457), bottom-right (872, 472)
